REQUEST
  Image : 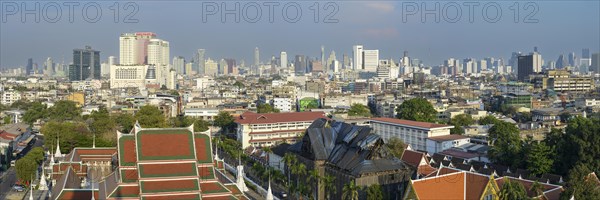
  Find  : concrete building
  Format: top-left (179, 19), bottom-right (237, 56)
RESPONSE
top-left (362, 49), bottom-right (379, 72)
top-left (234, 111), bottom-right (326, 148)
top-left (271, 97), bottom-right (294, 112)
top-left (353, 45), bottom-right (363, 70)
top-left (370, 117), bottom-right (454, 153)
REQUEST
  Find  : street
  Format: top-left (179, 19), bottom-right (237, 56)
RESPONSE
top-left (0, 135), bottom-right (44, 200)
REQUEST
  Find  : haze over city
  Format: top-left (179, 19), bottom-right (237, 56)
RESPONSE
top-left (1, 1), bottom-right (599, 68)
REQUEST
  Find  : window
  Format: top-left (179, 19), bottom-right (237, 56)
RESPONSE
top-left (483, 194), bottom-right (493, 200)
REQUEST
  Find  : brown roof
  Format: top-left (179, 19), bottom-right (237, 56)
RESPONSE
top-left (235, 111), bottom-right (326, 124)
top-left (371, 117), bottom-right (453, 129)
top-left (412, 172), bottom-right (465, 199)
top-left (427, 134), bottom-right (469, 142)
top-left (401, 149), bottom-right (427, 167)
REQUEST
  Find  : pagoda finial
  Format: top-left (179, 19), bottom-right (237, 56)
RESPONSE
top-left (92, 134), bottom-right (96, 148)
top-left (54, 135), bottom-right (62, 158)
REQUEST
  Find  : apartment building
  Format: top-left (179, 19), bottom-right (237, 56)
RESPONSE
top-left (370, 117), bottom-right (453, 153)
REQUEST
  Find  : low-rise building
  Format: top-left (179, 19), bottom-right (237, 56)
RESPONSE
top-left (370, 117), bottom-right (454, 153)
top-left (234, 111), bottom-right (326, 148)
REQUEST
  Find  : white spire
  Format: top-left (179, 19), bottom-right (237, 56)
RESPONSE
top-left (92, 134), bottom-right (96, 148)
top-left (266, 173), bottom-right (274, 200)
top-left (50, 145), bottom-right (55, 164)
top-left (29, 176), bottom-right (33, 200)
top-left (236, 151), bottom-right (248, 192)
top-left (91, 178), bottom-right (95, 200)
top-left (39, 170), bottom-right (48, 190)
top-left (214, 140), bottom-right (220, 160)
top-left (54, 136), bottom-right (62, 158)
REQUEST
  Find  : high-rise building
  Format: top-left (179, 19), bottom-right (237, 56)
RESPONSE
top-left (225, 59), bottom-right (236, 75)
top-left (194, 49), bottom-right (206, 75)
top-left (508, 52), bottom-right (522, 71)
top-left (463, 58), bottom-right (476, 74)
top-left (556, 54), bottom-right (568, 69)
top-left (591, 52), bottom-right (600, 73)
top-left (26, 58), bottom-right (33, 76)
top-left (568, 52), bottom-right (577, 67)
top-left (135, 32), bottom-right (156, 64)
top-left (362, 50), bottom-right (379, 72)
top-left (532, 47), bottom-right (543, 73)
top-left (518, 55), bottom-right (534, 81)
top-left (327, 50), bottom-right (337, 72)
top-left (321, 45), bottom-right (325, 71)
top-left (147, 39), bottom-right (169, 66)
top-left (44, 57), bottom-right (54, 76)
top-left (254, 47), bottom-right (260, 67)
top-left (119, 33), bottom-right (138, 65)
top-left (280, 52), bottom-right (287, 68)
top-left (295, 55), bottom-right (306, 75)
top-left (69, 46), bottom-right (100, 81)
top-left (343, 54), bottom-right (350, 69)
top-left (205, 58), bottom-right (218, 76)
top-left (478, 59), bottom-right (487, 72)
top-left (173, 56), bottom-right (185, 75)
top-left (311, 61), bottom-right (323, 73)
top-left (581, 48), bottom-right (591, 67)
top-left (353, 45), bottom-right (363, 70)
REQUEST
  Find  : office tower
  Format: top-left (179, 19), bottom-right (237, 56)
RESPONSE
top-left (463, 58), bottom-right (476, 74)
top-left (108, 56), bottom-right (117, 66)
top-left (44, 57), bottom-right (54, 76)
top-left (185, 62), bottom-right (194, 75)
top-left (478, 60), bottom-right (487, 72)
top-left (362, 50), bottom-right (379, 72)
top-left (205, 58), bottom-right (218, 76)
top-left (119, 33), bottom-right (138, 65)
top-left (556, 54), bottom-right (568, 69)
top-left (532, 47), bottom-right (543, 73)
top-left (147, 39), bottom-right (169, 66)
top-left (225, 59), bottom-right (236, 75)
top-left (343, 54), bottom-right (350, 69)
top-left (294, 55), bottom-right (306, 75)
top-left (508, 52), bottom-right (522, 71)
top-left (401, 51), bottom-right (411, 67)
top-left (327, 50), bottom-right (336, 72)
top-left (173, 56), bottom-right (185, 75)
top-left (193, 49), bottom-right (206, 75)
top-left (135, 32), bottom-right (156, 64)
top-left (321, 45), bottom-right (325, 70)
top-left (581, 48), bottom-right (591, 67)
top-left (26, 58), bottom-right (33, 76)
top-left (591, 53), bottom-right (600, 73)
top-left (280, 52), bottom-right (287, 68)
top-left (445, 58), bottom-right (459, 75)
top-left (518, 54), bottom-right (534, 81)
top-left (547, 61), bottom-right (556, 70)
top-left (353, 45), bottom-right (363, 70)
top-left (312, 61), bottom-right (323, 72)
top-left (254, 47), bottom-right (260, 67)
top-left (69, 46), bottom-right (100, 81)
top-left (568, 52), bottom-right (577, 67)
top-left (218, 59), bottom-right (227, 75)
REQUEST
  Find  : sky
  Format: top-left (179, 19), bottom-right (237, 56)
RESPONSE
top-left (1, 0), bottom-right (599, 68)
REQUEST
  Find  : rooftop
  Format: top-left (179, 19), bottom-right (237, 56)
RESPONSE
top-left (371, 117), bottom-right (453, 129)
top-left (235, 111), bottom-right (326, 124)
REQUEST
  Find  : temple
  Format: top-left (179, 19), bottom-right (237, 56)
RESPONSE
top-left (50, 123), bottom-right (246, 200)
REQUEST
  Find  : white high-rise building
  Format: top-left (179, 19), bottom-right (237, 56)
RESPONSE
top-left (205, 58), bottom-right (218, 76)
top-left (44, 57), bottom-right (54, 76)
top-left (173, 56), bottom-right (185, 75)
top-left (362, 50), bottom-right (379, 72)
top-left (353, 45), bottom-right (363, 70)
top-left (119, 33), bottom-right (138, 65)
top-left (148, 39), bottom-right (169, 65)
top-left (254, 47), bottom-right (260, 66)
top-left (532, 51), bottom-right (543, 73)
top-left (280, 52), bottom-right (287, 68)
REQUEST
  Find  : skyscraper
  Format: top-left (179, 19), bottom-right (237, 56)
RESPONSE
top-left (556, 54), bottom-right (568, 69)
top-left (195, 49), bottom-right (206, 75)
top-left (44, 57), bottom-right (54, 76)
top-left (26, 58), bottom-right (33, 76)
top-left (532, 47), bottom-right (543, 73)
top-left (294, 55), bottom-right (306, 75)
top-left (135, 32), bottom-right (156, 64)
top-left (173, 56), bottom-right (185, 75)
top-left (518, 55), bottom-right (534, 81)
top-left (581, 48), bottom-right (591, 67)
top-left (280, 52), bottom-right (287, 68)
top-left (119, 33), bottom-right (138, 65)
top-left (591, 52), bottom-right (600, 73)
top-left (69, 46), bottom-right (100, 81)
top-left (321, 45), bottom-right (325, 71)
top-left (254, 47), bottom-right (260, 67)
top-left (362, 50), bottom-right (379, 72)
top-left (568, 52), bottom-right (577, 67)
top-left (353, 45), bottom-right (363, 70)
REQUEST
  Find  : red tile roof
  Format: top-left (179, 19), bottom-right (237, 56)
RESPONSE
top-left (371, 117), bottom-right (453, 129)
top-left (427, 134), bottom-right (469, 142)
top-left (412, 172), bottom-right (465, 199)
top-left (139, 162), bottom-right (198, 178)
top-left (235, 111), bottom-right (326, 124)
top-left (401, 149), bottom-right (427, 167)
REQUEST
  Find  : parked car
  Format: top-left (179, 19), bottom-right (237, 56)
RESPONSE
top-left (12, 185), bottom-right (24, 192)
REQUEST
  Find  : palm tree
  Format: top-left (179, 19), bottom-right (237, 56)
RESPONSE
top-left (308, 169), bottom-right (321, 200)
top-left (283, 153), bottom-right (297, 188)
top-left (342, 180), bottom-right (360, 200)
top-left (321, 175), bottom-right (336, 200)
top-left (291, 163), bottom-right (307, 199)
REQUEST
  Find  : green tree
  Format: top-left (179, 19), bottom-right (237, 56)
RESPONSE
top-left (171, 115), bottom-right (194, 127)
top-left (10, 100), bottom-right (32, 110)
top-left (3, 115), bottom-right (12, 124)
top-left (47, 100), bottom-right (81, 121)
top-left (342, 180), bottom-right (360, 200)
top-left (498, 178), bottom-right (528, 200)
top-left (27, 147), bottom-right (45, 164)
top-left (115, 113), bottom-right (135, 133)
top-left (193, 119), bottom-right (210, 132)
top-left (15, 157), bottom-right (37, 184)
top-left (386, 137), bottom-right (405, 158)
top-left (257, 104), bottom-right (280, 113)
top-left (88, 108), bottom-right (116, 135)
top-left (366, 184), bottom-right (383, 200)
top-left (479, 115), bottom-right (500, 125)
top-left (557, 117), bottom-right (600, 175)
top-left (214, 111), bottom-right (235, 129)
top-left (449, 114), bottom-right (474, 135)
top-left (348, 103), bottom-right (372, 117)
top-left (135, 105), bottom-right (167, 128)
top-left (525, 142), bottom-right (554, 176)
top-left (41, 121), bottom-right (91, 154)
top-left (529, 181), bottom-right (544, 197)
top-left (308, 169), bottom-right (321, 200)
top-left (321, 175), bottom-right (336, 200)
top-left (22, 102), bottom-right (47, 124)
top-left (560, 164), bottom-right (600, 200)
top-left (396, 98), bottom-right (437, 123)
top-left (488, 121), bottom-right (523, 168)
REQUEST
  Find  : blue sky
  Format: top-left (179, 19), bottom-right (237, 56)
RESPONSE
top-left (1, 1), bottom-right (599, 68)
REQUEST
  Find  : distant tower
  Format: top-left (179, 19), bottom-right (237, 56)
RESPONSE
top-left (321, 45), bottom-right (325, 71)
top-left (254, 47), bottom-right (260, 67)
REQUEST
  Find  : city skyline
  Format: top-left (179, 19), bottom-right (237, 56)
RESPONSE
top-left (1, 1), bottom-right (599, 68)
